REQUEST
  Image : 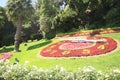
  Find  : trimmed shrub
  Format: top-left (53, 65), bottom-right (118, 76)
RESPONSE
top-left (1, 60), bottom-right (120, 80)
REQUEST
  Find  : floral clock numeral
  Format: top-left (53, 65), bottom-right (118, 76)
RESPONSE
top-left (62, 50), bottom-right (70, 55)
top-left (50, 50), bottom-right (57, 54)
top-left (43, 49), bottom-right (52, 53)
top-left (82, 49), bottom-right (90, 55)
top-left (97, 45), bottom-right (105, 50)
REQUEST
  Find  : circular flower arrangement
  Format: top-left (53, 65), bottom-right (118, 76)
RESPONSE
top-left (0, 53), bottom-right (12, 61)
top-left (40, 36), bottom-right (117, 57)
top-left (59, 42), bottom-right (95, 50)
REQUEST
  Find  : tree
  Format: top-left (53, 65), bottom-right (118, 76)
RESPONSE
top-left (0, 6), bottom-right (6, 29)
top-left (0, 6), bottom-right (15, 47)
top-left (6, 0), bottom-right (34, 52)
top-left (38, 0), bottom-right (61, 39)
top-left (104, 0), bottom-right (120, 26)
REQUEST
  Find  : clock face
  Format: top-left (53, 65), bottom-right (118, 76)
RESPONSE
top-left (59, 42), bottom-right (95, 50)
top-left (40, 36), bottom-right (117, 57)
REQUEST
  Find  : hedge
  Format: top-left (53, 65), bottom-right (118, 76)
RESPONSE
top-left (0, 60), bottom-right (120, 80)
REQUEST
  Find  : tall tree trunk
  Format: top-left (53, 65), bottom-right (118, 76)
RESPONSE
top-left (14, 16), bottom-right (22, 52)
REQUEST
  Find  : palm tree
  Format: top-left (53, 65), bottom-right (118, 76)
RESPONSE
top-left (6, 0), bottom-right (34, 52)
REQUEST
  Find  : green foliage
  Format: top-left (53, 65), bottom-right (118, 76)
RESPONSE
top-left (62, 5), bottom-right (77, 20)
top-left (75, 66), bottom-right (104, 80)
top-left (1, 61), bottom-right (120, 80)
top-left (22, 25), bottom-right (42, 42)
top-left (40, 16), bottom-right (56, 39)
top-left (5, 0), bottom-right (34, 23)
top-left (2, 34), bottom-right (14, 46)
top-left (0, 7), bottom-right (15, 47)
top-left (54, 4), bottom-right (77, 32)
top-left (56, 0), bottom-right (120, 31)
top-left (105, 69), bottom-right (120, 80)
top-left (0, 7), bottom-right (6, 28)
top-left (105, 8), bottom-right (120, 27)
top-left (39, 0), bottom-right (56, 39)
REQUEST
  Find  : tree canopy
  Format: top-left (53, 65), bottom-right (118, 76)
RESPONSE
top-left (0, 0), bottom-right (120, 47)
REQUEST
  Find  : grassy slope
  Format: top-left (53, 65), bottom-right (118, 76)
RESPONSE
top-left (0, 33), bottom-right (120, 72)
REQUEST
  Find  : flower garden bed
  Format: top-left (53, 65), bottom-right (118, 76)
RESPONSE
top-left (0, 53), bottom-right (12, 61)
top-left (40, 36), bottom-right (117, 57)
top-left (55, 28), bottom-right (120, 37)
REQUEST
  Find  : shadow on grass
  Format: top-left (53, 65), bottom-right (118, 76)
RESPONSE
top-left (27, 40), bottom-right (52, 50)
top-left (0, 47), bottom-right (14, 53)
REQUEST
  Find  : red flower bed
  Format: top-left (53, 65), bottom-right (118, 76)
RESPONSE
top-left (40, 36), bottom-right (117, 57)
top-left (55, 28), bottom-right (120, 37)
top-left (0, 53), bottom-right (12, 61)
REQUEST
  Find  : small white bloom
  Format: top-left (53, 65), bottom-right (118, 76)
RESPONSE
top-left (98, 70), bottom-right (102, 75)
top-left (7, 70), bottom-right (11, 73)
top-left (60, 67), bottom-right (65, 72)
top-left (28, 73), bottom-right (33, 77)
top-left (105, 74), bottom-right (109, 78)
top-left (33, 65), bottom-right (37, 70)
top-left (83, 66), bottom-right (94, 72)
top-left (0, 60), bottom-right (4, 63)
top-left (30, 74), bottom-right (33, 77)
top-left (66, 75), bottom-right (70, 79)
top-left (38, 68), bottom-right (44, 72)
top-left (50, 74), bottom-right (52, 78)
top-left (113, 69), bottom-right (120, 73)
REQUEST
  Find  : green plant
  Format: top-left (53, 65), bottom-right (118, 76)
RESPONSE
top-left (1, 61), bottom-right (120, 80)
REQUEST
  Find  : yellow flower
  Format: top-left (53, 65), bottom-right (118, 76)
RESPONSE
top-left (62, 50), bottom-right (70, 55)
top-left (50, 50), bottom-right (57, 54)
top-left (43, 49), bottom-right (52, 53)
top-left (83, 49), bottom-right (90, 55)
top-left (97, 45), bottom-right (105, 50)
top-left (49, 45), bottom-right (56, 48)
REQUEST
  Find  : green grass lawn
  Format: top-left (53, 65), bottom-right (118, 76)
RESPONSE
top-left (0, 33), bottom-right (120, 72)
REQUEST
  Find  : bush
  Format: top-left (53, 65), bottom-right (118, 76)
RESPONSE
top-left (1, 34), bottom-right (14, 46)
top-left (1, 60), bottom-right (120, 80)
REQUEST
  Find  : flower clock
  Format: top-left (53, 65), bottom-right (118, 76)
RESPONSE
top-left (40, 36), bottom-right (117, 57)
top-left (0, 53), bottom-right (12, 61)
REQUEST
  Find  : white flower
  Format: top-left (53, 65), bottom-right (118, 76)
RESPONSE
top-left (83, 66), bottom-right (94, 72)
top-left (60, 67), bottom-right (65, 72)
top-left (32, 65), bottom-right (38, 70)
top-left (28, 73), bottom-right (33, 77)
top-left (7, 70), bottom-right (11, 73)
top-left (0, 60), bottom-right (4, 63)
top-left (50, 74), bottom-right (52, 78)
top-left (38, 68), bottom-right (44, 72)
top-left (113, 69), bottom-right (120, 73)
top-left (98, 70), bottom-right (102, 75)
top-left (105, 74), bottom-right (109, 78)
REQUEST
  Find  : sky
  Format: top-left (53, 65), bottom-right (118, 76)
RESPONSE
top-left (0, 0), bottom-right (37, 7)
top-left (0, 0), bottom-right (7, 7)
